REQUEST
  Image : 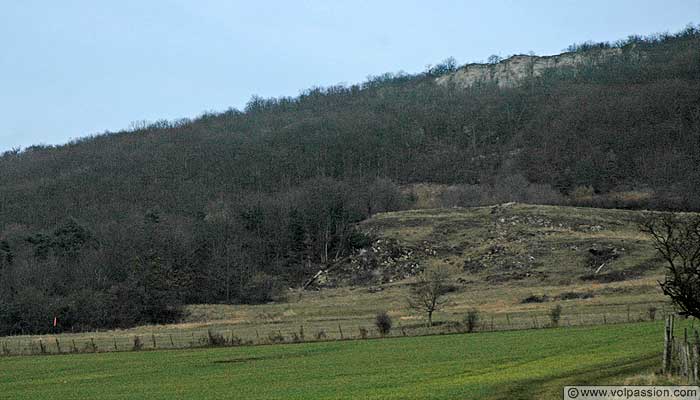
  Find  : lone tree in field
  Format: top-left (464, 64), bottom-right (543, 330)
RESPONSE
top-left (640, 213), bottom-right (700, 319)
top-left (408, 267), bottom-right (451, 326)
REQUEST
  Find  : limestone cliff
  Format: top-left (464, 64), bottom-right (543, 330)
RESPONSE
top-left (436, 48), bottom-right (623, 88)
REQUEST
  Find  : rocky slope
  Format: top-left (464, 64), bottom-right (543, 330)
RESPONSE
top-left (436, 48), bottom-right (623, 88)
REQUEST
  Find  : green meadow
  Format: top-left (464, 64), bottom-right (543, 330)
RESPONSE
top-left (1, 321), bottom-right (668, 400)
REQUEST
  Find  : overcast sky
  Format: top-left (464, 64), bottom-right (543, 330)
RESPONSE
top-left (1, 0), bottom-right (698, 151)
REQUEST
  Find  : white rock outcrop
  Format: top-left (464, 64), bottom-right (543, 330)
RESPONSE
top-left (436, 49), bottom-right (623, 88)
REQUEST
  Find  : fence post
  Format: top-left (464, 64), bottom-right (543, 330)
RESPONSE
top-left (627, 305), bottom-right (631, 323)
top-left (693, 329), bottom-right (700, 384)
top-left (692, 337), bottom-right (699, 384)
top-left (680, 329), bottom-right (689, 378)
top-left (664, 315), bottom-right (674, 374)
top-left (338, 324), bottom-right (344, 340)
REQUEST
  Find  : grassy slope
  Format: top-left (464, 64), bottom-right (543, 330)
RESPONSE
top-left (2, 204), bottom-right (672, 354)
top-left (0, 322), bottom-right (668, 400)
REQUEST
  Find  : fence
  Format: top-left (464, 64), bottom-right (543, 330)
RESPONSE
top-left (0, 302), bottom-right (674, 357)
top-left (663, 314), bottom-right (700, 383)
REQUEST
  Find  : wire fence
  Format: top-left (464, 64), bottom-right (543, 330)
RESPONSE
top-left (0, 301), bottom-right (678, 357)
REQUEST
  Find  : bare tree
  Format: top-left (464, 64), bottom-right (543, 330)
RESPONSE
top-left (640, 213), bottom-right (700, 318)
top-left (408, 267), bottom-right (451, 326)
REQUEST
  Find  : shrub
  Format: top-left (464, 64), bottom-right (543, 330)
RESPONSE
top-left (521, 294), bottom-right (549, 304)
top-left (464, 309), bottom-right (480, 333)
top-left (358, 327), bottom-right (368, 339)
top-left (207, 330), bottom-right (227, 346)
top-left (268, 331), bottom-right (285, 343)
top-left (558, 292), bottom-right (594, 301)
top-left (132, 336), bottom-right (143, 351)
top-left (647, 306), bottom-right (657, 321)
top-left (375, 311), bottom-right (392, 336)
top-left (549, 305), bottom-right (563, 327)
top-left (238, 272), bottom-right (286, 304)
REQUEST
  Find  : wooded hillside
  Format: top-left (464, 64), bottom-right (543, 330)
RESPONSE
top-left (0, 27), bottom-right (698, 334)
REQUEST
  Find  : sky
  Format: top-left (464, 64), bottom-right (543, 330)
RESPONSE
top-left (1, 0), bottom-right (698, 151)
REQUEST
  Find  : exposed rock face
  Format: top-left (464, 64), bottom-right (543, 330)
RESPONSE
top-left (310, 238), bottom-right (427, 289)
top-left (436, 49), bottom-right (622, 88)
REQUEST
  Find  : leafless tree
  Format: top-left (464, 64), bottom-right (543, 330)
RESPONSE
top-left (408, 267), bottom-right (451, 326)
top-left (640, 213), bottom-right (700, 318)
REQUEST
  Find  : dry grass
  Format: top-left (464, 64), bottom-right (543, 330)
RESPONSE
top-left (0, 203), bottom-right (680, 355)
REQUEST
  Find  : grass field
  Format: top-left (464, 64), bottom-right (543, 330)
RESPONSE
top-left (0, 321), bottom-right (674, 400)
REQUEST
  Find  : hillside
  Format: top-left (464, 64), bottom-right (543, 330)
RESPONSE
top-left (1, 204), bottom-right (673, 354)
top-left (0, 27), bottom-right (698, 334)
top-left (320, 203), bottom-right (664, 289)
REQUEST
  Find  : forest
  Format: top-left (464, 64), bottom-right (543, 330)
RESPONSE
top-left (0, 26), bottom-right (698, 334)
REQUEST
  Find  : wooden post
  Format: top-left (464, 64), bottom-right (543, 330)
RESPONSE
top-left (692, 337), bottom-right (699, 384)
top-left (152, 334), bottom-right (157, 349)
top-left (627, 305), bottom-right (631, 323)
top-left (170, 334), bottom-right (175, 347)
top-left (680, 331), bottom-right (689, 378)
top-left (113, 337), bottom-right (118, 351)
top-left (506, 313), bottom-right (511, 328)
top-left (55, 338), bottom-right (61, 354)
top-left (338, 324), bottom-right (344, 340)
top-left (664, 315), bottom-right (674, 374)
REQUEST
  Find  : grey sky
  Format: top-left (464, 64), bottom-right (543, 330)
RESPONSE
top-left (1, 0), bottom-right (698, 151)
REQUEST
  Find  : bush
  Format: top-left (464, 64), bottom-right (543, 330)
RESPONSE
top-left (238, 272), bottom-right (286, 304)
top-left (549, 305), bottom-right (563, 327)
top-left (132, 336), bottom-right (143, 351)
top-left (268, 331), bottom-right (285, 344)
top-left (207, 330), bottom-right (227, 346)
top-left (358, 327), bottom-right (368, 339)
top-left (464, 309), bottom-right (480, 333)
top-left (647, 306), bottom-right (657, 321)
top-left (375, 311), bottom-right (392, 336)
top-left (521, 294), bottom-right (549, 304)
